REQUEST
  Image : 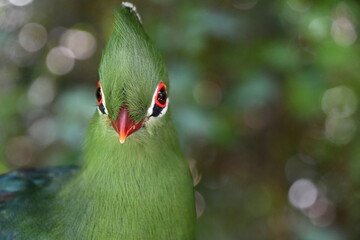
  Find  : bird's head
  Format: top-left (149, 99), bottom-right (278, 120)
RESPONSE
top-left (96, 2), bottom-right (170, 144)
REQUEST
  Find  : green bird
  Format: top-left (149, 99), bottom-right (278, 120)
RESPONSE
top-left (0, 2), bottom-right (196, 239)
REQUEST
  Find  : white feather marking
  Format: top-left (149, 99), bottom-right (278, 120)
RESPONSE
top-left (158, 98), bottom-right (169, 117)
top-left (122, 2), bottom-right (142, 24)
top-left (147, 85), bottom-right (158, 116)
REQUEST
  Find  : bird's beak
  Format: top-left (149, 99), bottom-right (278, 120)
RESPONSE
top-left (111, 106), bottom-right (144, 144)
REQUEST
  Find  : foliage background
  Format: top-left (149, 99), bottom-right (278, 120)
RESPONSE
top-left (1, 0), bottom-right (360, 239)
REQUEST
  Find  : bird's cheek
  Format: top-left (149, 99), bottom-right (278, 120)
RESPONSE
top-left (142, 116), bottom-right (162, 136)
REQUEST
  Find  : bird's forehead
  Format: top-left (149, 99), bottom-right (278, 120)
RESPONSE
top-left (98, 24), bottom-right (167, 92)
top-left (99, 46), bottom-right (167, 97)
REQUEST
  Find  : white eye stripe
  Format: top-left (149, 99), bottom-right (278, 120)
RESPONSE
top-left (147, 86), bottom-right (158, 116)
top-left (157, 98), bottom-right (169, 118)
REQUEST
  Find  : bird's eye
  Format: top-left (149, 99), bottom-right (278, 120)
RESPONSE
top-left (96, 86), bottom-right (102, 104)
top-left (156, 86), bottom-right (167, 106)
top-left (96, 81), bottom-right (108, 115)
top-left (147, 82), bottom-right (169, 118)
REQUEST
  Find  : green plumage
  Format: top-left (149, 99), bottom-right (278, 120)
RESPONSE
top-left (0, 4), bottom-right (196, 239)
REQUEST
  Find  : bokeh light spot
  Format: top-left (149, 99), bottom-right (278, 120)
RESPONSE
top-left (288, 179), bottom-right (318, 209)
top-left (321, 86), bottom-right (357, 119)
top-left (46, 46), bottom-right (75, 75)
top-left (307, 198), bottom-right (336, 227)
top-left (307, 197), bottom-right (329, 219)
top-left (0, 4), bottom-right (32, 32)
top-left (325, 117), bottom-right (356, 145)
top-left (322, 86), bottom-right (357, 144)
top-left (331, 3), bottom-right (357, 47)
top-left (189, 158), bottom-right (202, 186)
top-left (28, 76), bottom-right (56, 107)
top-left (5, 136), bottom-right (35, 167)
top-left (308, 18), bottom-right (328, 40)
top-left (9, 0), bottom-right (32, 7)
top-left (331, 16), bottom-right (357, 46)
top-left (195, 191), bottom-right (206, 218)
top-left (29, 117), bottom-right (57, 147)
top-left (19, 23), bottom-right (47, 52)
top-left (60, 29), bottom-right (97, 60)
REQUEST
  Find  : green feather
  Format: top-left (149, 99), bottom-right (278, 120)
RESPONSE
top-left (0, 3), bottom-right (196, 239)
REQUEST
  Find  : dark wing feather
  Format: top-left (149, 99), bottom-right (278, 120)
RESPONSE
top-left (0, 166), bottom-right (78, 239)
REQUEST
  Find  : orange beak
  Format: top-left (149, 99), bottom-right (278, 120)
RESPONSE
top-left (111, 106), bottom-right (144, 143)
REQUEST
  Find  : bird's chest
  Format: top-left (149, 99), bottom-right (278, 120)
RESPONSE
top-left (58, 165), bottom-right (195, 240)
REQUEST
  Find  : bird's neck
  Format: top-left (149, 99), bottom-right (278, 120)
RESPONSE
top-left (56, 114), bottom-right (196, 239)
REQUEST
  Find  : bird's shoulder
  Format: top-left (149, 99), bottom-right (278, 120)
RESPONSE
top-left (0, 166), bottom-right (78, 199)
top-left (0, 166), bottom-right (78, 239)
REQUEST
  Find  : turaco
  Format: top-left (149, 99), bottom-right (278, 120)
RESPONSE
top-left (0, 2), bottom-right (196, 239)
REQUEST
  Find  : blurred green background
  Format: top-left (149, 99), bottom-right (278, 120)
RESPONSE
top-left (1, 0), bottom-right (360, 239)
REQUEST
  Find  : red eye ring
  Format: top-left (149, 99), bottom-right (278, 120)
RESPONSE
top-left (154, 82), bottom-right (167, 108)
